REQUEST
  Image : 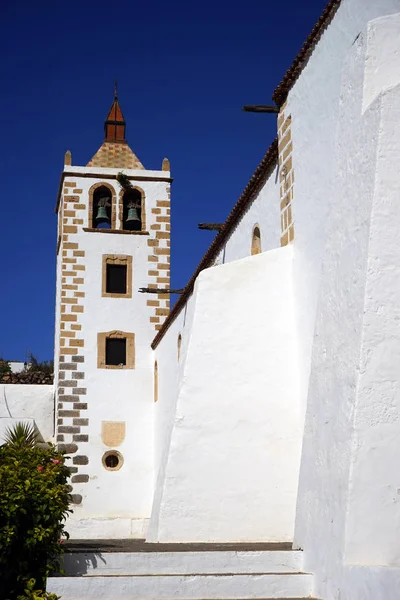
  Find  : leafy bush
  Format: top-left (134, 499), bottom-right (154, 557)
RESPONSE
top-left (17, 579), bottom-right (60, 600)
top-left (0, 425), bottom-right (72, 599)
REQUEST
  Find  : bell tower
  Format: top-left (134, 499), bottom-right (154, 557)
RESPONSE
top-left (54, 91), bottom-right (171, 538)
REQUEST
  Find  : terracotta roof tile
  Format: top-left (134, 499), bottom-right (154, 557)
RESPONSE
top-left (87, 142), bottom-right (145, 169)
top-left (272, 0), bottom-right (342, 106)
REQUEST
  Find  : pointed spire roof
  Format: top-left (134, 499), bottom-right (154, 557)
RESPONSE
top-left (104, 84), bottom-right (126, 142)
top-left (87, 86), bottom-right (145, 170)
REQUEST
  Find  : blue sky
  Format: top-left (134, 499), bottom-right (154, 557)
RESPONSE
top-left (0, 0), bottom-right (327, 361)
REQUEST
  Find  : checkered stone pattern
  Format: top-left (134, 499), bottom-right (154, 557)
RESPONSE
top-left (87, 141), bottom-right (145, 169)
top-left (278, 101), bottom-right (295, 246)
top-left (56, 180), bottom-right (89, 505)
top-left (147, 186), bottom-right (171, 331)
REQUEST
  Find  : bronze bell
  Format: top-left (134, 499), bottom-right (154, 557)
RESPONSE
top-left (126, 203), bottom-right (141, 224)
top-left (95, 197), bottom-right (111, 225)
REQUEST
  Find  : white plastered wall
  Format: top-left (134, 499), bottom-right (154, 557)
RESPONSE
top-left (344, 75), bottom-right (400, 567)
top-left (292, 8), bottom-right (400, 600)
top-left (0, 385), bottom-right (54, 441)
top-left (288, 0), bottom-right (400, 411)
top-left (148, 246), bottom-right (302, 542)
top-left (150, 291), bottom-right (196, 540)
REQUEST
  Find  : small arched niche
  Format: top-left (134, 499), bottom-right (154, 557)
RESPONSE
top-left (93, 185), bottom-right (113, 229)
top-left (122, 188), bottom-right (143, 231)
top-left (251, 225), bottom-right (262, 255)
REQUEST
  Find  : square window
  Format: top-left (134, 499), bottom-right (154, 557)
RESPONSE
top-left (102, 255), bottom-right (132, 298)
top-left (106, 264), bottom-right (127, 294)
top-left (105, 338), bottom-right (126, 366)
top-left (98, 331), bottom-right (135, 369)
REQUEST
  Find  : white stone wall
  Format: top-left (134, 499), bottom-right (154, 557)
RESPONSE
top-left (148, 246), bottom-right (302, 542)
top-left (150, 289), bottom-right (197, 539)
top-left (0, 385), bottom-right (54, 441)
top-left (153, 294), bottom-right (194, 478)
top-left (344, 46), bottom-right (400, 568)
top-left (287, 0), bottom-right (400, 410)
top-left (290, 6), bottom-right (400, 599)
top-left (8, 361), bottom-right (26, 374)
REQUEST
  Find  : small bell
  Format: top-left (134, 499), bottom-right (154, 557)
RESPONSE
top-left (125, 202), bottom-right (141, 230)
top-left (95, 197), bottom-right (111, 228)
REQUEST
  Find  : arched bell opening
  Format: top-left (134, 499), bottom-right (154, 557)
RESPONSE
top-left (93, 186), bottom-right (112, 229)
top-left (122, 189), bottom-right (142, 231)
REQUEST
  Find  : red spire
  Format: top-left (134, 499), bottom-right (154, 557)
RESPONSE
top-left (104, 84), bottom-right (126, 142)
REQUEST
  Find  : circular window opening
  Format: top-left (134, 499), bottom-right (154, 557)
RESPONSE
top-left (102, 450), bottom-right (123, 471)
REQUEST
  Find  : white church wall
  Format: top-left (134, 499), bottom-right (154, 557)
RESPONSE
top-left (148, 291), bottom-right (196, 540)
top-left (213, 167), bottom-right (281, 267)
top-left (288, 0), bottom-right (400, 412)
top-left (341, 565), bottom-right (400, 600)
top-left (148, 246), bottom-right (302, 542)
top-left (344, 84), bottom-right (400, 565)
top-left (153, 294), bottom-right (194, 474)
top-left (293, 9), bottom-right (400, 599)
top-left (0, 384), bottom-right (54, 441)
top-left (152, 315), bottom-right (181, 475)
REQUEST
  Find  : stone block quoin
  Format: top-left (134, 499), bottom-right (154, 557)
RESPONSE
top-left (278, 102), bottom-right (295, 247)
top-left (147, 185), bottom-right (171, 332)
top-left (56, 179), bottom-right (89, 505)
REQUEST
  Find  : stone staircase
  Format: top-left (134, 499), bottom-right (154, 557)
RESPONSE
top-left (47, 540), bottom-right (317, 599)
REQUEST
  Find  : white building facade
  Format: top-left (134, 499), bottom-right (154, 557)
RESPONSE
top-left (5, 0), bottom-right (400, 598)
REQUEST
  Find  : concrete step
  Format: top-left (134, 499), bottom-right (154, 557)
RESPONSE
top-left (47, 573), bottom-right (313, 599)
top-left (60, 549), bottom-right (304, 576)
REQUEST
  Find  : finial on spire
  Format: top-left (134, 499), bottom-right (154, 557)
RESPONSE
top-left (114, 79), bottom-right (118, 100)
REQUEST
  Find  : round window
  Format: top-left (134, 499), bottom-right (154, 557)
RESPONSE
top-left (102, 450), bottom-right (123, 471)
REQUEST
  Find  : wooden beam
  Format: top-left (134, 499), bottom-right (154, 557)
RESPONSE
top-left (138, 287), bottom-right (185, 294)
top-left (198, 223), bottom-right (224, 231)
top-left (242, 105), bottom-right (279, 113)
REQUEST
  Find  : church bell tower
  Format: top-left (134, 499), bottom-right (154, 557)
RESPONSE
top-left (53, 91), bottom-right (171, 538)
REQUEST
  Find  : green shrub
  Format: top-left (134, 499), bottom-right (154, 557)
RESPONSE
top-left (0, 429), bottom-right (72, 599)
